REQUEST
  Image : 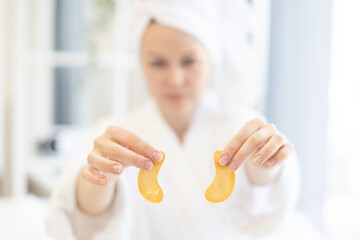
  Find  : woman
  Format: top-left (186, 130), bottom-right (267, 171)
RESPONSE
top-left (45, 1), bottom-right (318, 240)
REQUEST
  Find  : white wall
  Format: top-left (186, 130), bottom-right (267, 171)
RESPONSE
top-left (0, 0), bottom-right (5, 189)
top-left (267, 0), bottom-right (332, 231)
top-left (1, 0), bottom-right (29, 197)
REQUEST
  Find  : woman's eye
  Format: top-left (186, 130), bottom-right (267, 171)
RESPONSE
top-left (151, 61), bottom-right (165, 67)
top-left (183, 58), bottom-right (195, 66)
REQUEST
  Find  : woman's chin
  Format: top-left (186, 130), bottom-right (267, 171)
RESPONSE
top-left (165, 100), bottom-right (192, 114)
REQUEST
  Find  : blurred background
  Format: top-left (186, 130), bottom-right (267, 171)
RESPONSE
top-left (0, 0), bottom-right (359, 239)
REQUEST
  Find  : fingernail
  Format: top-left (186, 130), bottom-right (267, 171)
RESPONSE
top-left (253, 155), bottom-right (263, 165)
top-left (99, 177), bottom-right (106, 185)
top-left (152, 151), bottom-right (163, 163)
top-left (268, 159), bottom-right (278, 166)
top-left (219, 155), bottom-right (228, 166)
top-left (144, 161), bottom-right (153, 170)
top-left (228, 162), bottom-right (238, 171)
top-left (112, 165), bottom-right (122, 173)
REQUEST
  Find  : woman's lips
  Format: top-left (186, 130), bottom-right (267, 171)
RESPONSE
top-left (166, 94), bottom-right (186, 101)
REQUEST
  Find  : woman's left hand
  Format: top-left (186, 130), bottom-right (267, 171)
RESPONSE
top-left (218, 118), bottom-right (294, 171)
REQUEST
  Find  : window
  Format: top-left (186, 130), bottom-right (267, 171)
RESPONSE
top-left (1, 0), bottom-right (133, 196)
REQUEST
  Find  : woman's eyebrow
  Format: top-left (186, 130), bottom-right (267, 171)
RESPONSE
top-left (183, 50), bottom-right (197, 57)
top-left (143, 52), bottom-right (163, 57)
top-left (142, 51), bottom-right (196, 59)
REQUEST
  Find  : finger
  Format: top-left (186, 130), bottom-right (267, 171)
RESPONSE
top-left (89, 165), bottom-right (120, 182)
top-left (87, 152), bottom-right (123, 175)
top-left (88, 165), bottom-right (103, 175)
top-left (228, 123), bottom-right (276, 171)
top-left (266, 143), bottom-right (294, 167)
top-left (105, 125), bottom-right (163, 163)
top-left (82, 166), bottom-right (108, 186)
top-left (252, 133), bottom-right (284, 166)
top-left (94, 137), bottom-right (153, 170)
top-left (219, 118), bottom-right (265, 166)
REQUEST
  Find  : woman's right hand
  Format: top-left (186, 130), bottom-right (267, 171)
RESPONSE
top-left (81, 125), bottom-right (163, 186)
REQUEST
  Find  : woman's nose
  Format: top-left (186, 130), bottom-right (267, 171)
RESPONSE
top-left (166, 66), bottom-right (185, 86)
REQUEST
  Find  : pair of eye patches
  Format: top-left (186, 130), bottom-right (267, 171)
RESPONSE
top-left (137, 151), bottom-right (235, 203)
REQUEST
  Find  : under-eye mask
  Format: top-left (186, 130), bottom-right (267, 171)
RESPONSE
top-left (205, 151), bottom-right (235, 203)
top-left (138, 151), bottom-right (165, 203)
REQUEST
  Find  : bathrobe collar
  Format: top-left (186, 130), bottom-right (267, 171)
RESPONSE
top-left (146, 90), bottom-right (215, 151)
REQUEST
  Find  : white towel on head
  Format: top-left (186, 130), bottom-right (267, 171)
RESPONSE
top-left (130, 0), bottom-right (221, 67)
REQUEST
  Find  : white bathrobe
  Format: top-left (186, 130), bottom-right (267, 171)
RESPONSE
top-left (45, 93), bottom-right (322, 240)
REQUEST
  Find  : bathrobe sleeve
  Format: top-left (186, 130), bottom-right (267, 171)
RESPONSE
top-left (225, 107), bottom-right (301, 238)
top-left (44, 117), bottom-right (151, 240)
top-left (240, 149), bottom-right (301, 238)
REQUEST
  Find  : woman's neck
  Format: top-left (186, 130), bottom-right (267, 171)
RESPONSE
top-left (158, 104), bottom-right (195, 143)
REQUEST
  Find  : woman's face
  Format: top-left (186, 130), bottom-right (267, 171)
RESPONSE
top-left (141, 22), bottom-right (211, 116)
